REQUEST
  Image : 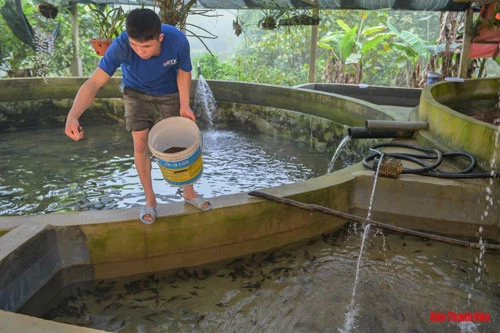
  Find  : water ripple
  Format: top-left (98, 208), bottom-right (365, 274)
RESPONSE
top-left (0, 125), bottom-right (364, 216)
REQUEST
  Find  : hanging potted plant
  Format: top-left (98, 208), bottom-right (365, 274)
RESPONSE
top-left (474, 3), bottom-right (500, 42)
top-left (38, 2), bottom-right (59, 19)
top-left (279, 10), bottom-right (320, 27)
top-left (88, 4), bottom-right (126, 56)
top-left (233, 17), bottom-right (243, 37)
top-left (259, 14), bottom-right (279, 30)
top-left (256, 0), bottom-right (289, 30)
top-left (153, 0), bottom-right (217, 55)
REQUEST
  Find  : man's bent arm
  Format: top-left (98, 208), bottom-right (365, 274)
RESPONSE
top-left (65, 68), bottom-right (110, 140)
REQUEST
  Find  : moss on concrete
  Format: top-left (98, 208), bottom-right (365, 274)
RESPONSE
top-left (205, 80), bottom-right (394, 127)
top-left (0, 78), bottom-right (391, 154)
top-left (77, 182), bottom-right (353, 280)
top-left (418, 77), bottom-right (500, 170)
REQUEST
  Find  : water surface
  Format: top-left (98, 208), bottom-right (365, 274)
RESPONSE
top-left (40, 226), bottom-right (500, 332)
top-left (444, 94), bottom-right (500, 125)
top-left (0, 123), bottom-right (360, 216)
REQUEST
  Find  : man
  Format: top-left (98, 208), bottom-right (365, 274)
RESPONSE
top-left (65, 8), bottom-right (211, 224)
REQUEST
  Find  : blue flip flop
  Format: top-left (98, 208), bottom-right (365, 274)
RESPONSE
top-left (140, 206), bottom-right (157, 224)
top-left (185, 195), bottom-right (212, 211)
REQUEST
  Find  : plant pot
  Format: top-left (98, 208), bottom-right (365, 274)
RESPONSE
top-left (473, 26), bottom-right (500, 42)
top-left (260, 16), bottom-right (278, 30)
top-left (90, 39), bottom-right (112, 56)
top-left (233, 19), bottom-right (242, 37)
top-left (261, 21), bottom-right (277, 30)
top-left (38, 3), bottom-right (58, 19)
top-left (280, 15), bottom-right (320, 26)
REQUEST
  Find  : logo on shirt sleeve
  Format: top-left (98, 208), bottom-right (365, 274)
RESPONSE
top-left (163, 59), bottom-right (178, 66)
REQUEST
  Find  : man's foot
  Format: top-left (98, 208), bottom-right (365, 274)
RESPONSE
top-left (184, 195), bottom-right (212, 211)
top-left (140, 206), bottom-right (157, 224)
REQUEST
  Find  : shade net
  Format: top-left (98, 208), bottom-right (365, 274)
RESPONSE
top-left (28, 0), bottom-right (472, 11)
top-left (197, 0), bottom-right (471, 11)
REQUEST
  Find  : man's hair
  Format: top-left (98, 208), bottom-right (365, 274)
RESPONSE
top-left (126, 8), bottom-right (161, 41)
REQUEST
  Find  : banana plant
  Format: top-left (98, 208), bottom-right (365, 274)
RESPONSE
top-left (386, 20), bottom-right (462, 86)
top-left (386, 21), bottom-right (431, 68)
top-left (318, 13), bottom-right (393, 83)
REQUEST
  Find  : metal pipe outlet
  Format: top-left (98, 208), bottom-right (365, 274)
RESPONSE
top-left (348, 127), bottom-right (415, 139)
top-left (365, 120), bottom-right (428, 131)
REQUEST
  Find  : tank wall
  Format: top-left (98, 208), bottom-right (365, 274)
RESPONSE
top-left (0, 225), bottom-right (91, 312)
top-left (0, 78), bottom-right (393, 131)
top-left (417, 77), bottom-right (500, 170)
top-left (296, 83), bottom-right (422, 107)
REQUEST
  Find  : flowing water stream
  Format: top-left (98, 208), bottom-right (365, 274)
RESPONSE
top-left (193, 75), bottom-right (216, 128)
top-left (327, 135), bottom-right (352, 174)
top-left (340, 153), bottom-right (384, 332)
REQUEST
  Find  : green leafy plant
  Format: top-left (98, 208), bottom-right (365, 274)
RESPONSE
top-left (318, 13), bottom-right (393, 84)
top-left (88, 4), bottom-right (125, 40)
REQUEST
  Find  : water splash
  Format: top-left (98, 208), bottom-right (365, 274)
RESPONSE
top-left (327, 135), bottom-right (352, 174)
top-left (472, 121), bottom-right (500, 296)
top-left (340, 154), bottom-right (384, 332)
top-left (193, 75), bottom-right (216, 128)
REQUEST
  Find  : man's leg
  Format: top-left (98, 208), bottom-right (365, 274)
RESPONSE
top-left (183, 184), bottom-right (211, 210)
top-left (132, 129), bottom-right (157, 221)
top-left (156, 92), bottom-right (211, 210)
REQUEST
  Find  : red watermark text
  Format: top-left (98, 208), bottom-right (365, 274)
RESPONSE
top-left (430, 311), bottom-right (490, 323)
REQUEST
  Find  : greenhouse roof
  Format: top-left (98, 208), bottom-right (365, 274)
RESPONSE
top-left (51, 0), bottom-right (482, 12)
top-left (196, 0), bottom-right (473, 11)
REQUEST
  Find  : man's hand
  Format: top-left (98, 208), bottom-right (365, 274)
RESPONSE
top-left (180, 106), bottom-right (196, 122)
top-left (65, 116), bottom-right (84, 141)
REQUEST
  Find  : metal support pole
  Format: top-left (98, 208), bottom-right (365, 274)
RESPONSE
top-left (308, 7), bottom-right (319, 83)
top-left (459, 6), bottom-right (473, 78)
top-left (70, 2), bottom-right (82, 77)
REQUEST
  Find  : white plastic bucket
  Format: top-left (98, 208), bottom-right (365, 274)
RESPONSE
top-left (148, 117), bottom-right (203, 186)
top-left (444, 77), bottom-right (465, 82)
top-left (426, 72), bottom-right (441, 85)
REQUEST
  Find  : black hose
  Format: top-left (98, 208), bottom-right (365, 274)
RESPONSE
top-left (362, 142), bottom-right (500, 179)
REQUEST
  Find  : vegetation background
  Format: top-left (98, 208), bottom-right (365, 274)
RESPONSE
top-left (1, 1), bottom-right (499, 86)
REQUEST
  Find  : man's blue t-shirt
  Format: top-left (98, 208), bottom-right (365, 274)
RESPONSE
top-left (99, 24), bottom-right (192, 96)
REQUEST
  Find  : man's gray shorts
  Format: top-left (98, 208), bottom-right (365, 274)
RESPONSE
top-left (121, 85), bottom-right (180, 132)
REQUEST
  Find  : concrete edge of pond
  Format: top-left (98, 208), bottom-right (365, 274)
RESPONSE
top-left (0, 165), bottom-right (357, 315)
top-left (0, 309), bottom-right (106, 333)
